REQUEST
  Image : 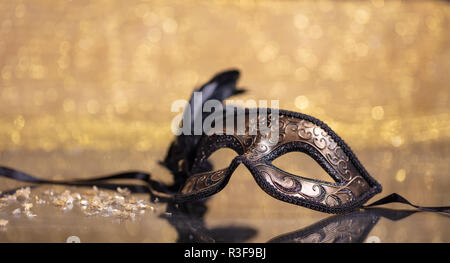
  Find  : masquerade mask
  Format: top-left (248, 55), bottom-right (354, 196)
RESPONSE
top-left (171, 108), bottom-right (382, 213)
top-left (163, 71), bottom-right (381, 214)
top-left (0, 70), bottom-right (448, 215)
top-left (162, 69), bottom-right (448, 214)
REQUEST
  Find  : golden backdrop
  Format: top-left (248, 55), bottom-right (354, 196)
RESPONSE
top-left (0, 0), bottom-right (449, 242)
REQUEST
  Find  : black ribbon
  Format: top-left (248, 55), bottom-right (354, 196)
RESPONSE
top-left (0, 166), bottom-right (175, 202)
top-left (364, 192), bottom-right (450, 215)
top-left (0, 165), bottom-right (449, 215)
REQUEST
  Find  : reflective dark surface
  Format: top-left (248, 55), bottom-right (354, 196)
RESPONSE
top-left (0, 132), bottom-right (448, 242)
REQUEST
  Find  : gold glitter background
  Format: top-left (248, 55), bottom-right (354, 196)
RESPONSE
top-left (0, 0), bottom-right (449, 242)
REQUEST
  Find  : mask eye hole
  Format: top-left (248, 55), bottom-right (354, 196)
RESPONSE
top-left (206, 148), bottom-right (238, 170)
top-left (271, 151), bottom-right (335, 183)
